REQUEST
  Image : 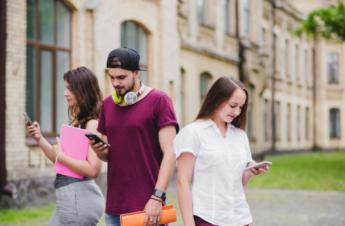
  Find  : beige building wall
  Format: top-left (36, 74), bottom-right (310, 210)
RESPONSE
top-left (315, 40), bottom-right (345, 149)
top-left (5, 0), bottom-right (180, 182)
top-left (3, 0), bottom-right (345, 192)
top-left (6, 0), bottom-right (28, 180)
top-left (252, 0), bottom-right (315, 153)
top-left (177, 0), bottom-right (239, 125)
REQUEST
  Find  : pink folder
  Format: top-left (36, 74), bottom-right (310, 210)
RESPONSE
top-left (54, 125), bottom-right (90, 179)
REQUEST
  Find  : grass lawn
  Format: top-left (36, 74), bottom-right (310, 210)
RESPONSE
top-left (0, 202), bottom-right (54, 226)
top-left (248, 151), bottom-right (345, 190)
top-left (0, 202), bottom-right (106, 226)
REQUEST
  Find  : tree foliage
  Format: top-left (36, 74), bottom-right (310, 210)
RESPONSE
top-left (294, 2), bottom-right (345, 41)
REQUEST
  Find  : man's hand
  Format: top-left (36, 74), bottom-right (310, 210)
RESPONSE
top-left (89, 140), bottom-right (109, 161)
top-left (144, 197), bottom-right (162, 226)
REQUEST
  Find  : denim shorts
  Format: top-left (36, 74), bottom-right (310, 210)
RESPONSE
top-left (105, 213), bottom-right (121, 226)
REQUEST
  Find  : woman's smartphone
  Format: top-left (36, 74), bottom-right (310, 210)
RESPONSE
top-left (85, 133), bottom-right (110, 147)
top-left (245, 160), bottom-right (272, 170)
top-left (23, 112), bottom-right (33, 126)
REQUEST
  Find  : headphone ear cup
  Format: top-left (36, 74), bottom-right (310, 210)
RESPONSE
top-left (112, 90), bottom-right (123, 104)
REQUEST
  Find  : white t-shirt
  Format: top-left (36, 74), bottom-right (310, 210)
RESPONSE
top-left (174, 119), bottom-right (253, 226)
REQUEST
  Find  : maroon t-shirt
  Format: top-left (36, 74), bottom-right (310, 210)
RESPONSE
top-left (97, 89), bottom-right (178, 215)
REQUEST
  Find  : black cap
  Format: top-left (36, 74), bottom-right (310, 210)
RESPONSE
top-left (106, 47), bottom-right (145, 71)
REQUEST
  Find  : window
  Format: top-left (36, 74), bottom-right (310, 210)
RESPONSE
top-left (121, 21), bottom-right (149, 84)
top-left (224, 0), bottom-right (231, 34)
top-left (328, 52), bottom-right (339, 84)
top-left (274, 34), bottom-right (279, 74)
top-left (243, 0), bottom-right (250, 36)
top-left (329, 108), bottom-right (341, 138)
top-left (304, 49), bottom-right (308, 82)
top-left (297, 106), bottom-right (301, 142)
top-left (275, 101), bottom-right (280, 140)
top-left (199, 72), bottom-right (212, 104)
top-left (295, 44), bottom-right (299, 81)
top-left (26, 0), bottom-right (71, 135)
top-left (197, 0), bottom-right (215, 27)
top-left (197, 0), bottom-right (206, 25)
top-left (285, 39), bottom-right (289, 78)
top-left (290, 44), bottom-right (297, 80)
top-left (305, 107), bottom-right (309, 141)
top-left (180, 68), bottom-right (186, 126)
top-left (264, 99), bottom-right (270, 141)
top-left (287, 103), bottom-right (291, 142)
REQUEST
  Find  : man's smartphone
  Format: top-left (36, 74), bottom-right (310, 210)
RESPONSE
top-left (23, 112), bottom-right (33, 126)
top-left (85, 133), bottom-right (110, 147)
top-left (245, 160), bottom-right (272, 170)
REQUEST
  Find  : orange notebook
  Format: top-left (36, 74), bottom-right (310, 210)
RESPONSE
top-left (120, 205), bottom-right (176, 226)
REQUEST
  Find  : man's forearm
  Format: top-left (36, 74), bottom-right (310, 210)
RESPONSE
top-left (155, 150), bottom-right (175, 191)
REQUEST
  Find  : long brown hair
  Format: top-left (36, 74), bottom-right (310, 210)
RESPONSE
top-left (196, 76), bottom-right (248, 129)
top-left (64, 66), bottom-right (103, 129)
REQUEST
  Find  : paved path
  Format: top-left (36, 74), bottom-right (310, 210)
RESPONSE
top-left (2, 184), bottom-right (344, 226)
top-left (167, 181), bottom-right (345, 226)
top-left (247, 188), bottom-right (345, 226)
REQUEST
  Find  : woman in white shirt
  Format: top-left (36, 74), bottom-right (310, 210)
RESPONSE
top-left (174, 77), bottom-right (268, 226)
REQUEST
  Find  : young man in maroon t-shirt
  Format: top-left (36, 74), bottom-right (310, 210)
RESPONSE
top-left (91, 47), bottom-right (178, 226)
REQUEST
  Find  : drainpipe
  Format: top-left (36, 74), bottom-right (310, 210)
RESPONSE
top-left (235, 0), bottom-right (246, 83)
top-left (270, 0), bottom-right (277, 153)
top-left (0, 0), bottom-right (7, 190)
top-left (312, 37), bottom-right (317, 151)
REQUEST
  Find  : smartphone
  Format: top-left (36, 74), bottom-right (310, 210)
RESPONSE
top-left (23, 112), bottom-right (33, 126)
top-left (85, 133), bottom-right (110, 147)
top-left (245, 160), bottom-right (272, 170)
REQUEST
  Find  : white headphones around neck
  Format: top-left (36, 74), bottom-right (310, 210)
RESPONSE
top-left (112, 83), bottom-right (146, 106)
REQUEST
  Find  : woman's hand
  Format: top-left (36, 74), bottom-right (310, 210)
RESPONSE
top-left (26, 122), bottom-right (42, 141)
top-left (246, 165), bottom-right (269, 176)
top-left (242, 161), bottom-right (269, 186)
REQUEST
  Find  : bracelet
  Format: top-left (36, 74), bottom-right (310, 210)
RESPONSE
top-left (150, 196), bottom-right (162, 203)
top-left (55, 151), bottom-right (61, 163)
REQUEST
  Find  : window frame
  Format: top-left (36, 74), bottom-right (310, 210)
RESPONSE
top-left (120, 20), bottom-right (149, 84)
top-left (26, 0), bottom-right (72, 138)
top-left (327, 52), bottom-right (339, 84)
top-left (199, 72), bottom-right (212, 104)
top-left (329, 108), bottom-right (341, 139)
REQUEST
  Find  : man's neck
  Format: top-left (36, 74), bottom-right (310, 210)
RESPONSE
top-left (132, 80), bottom-right (141, 92)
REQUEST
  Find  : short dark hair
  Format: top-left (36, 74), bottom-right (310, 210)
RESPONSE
top-left (64, 66), bottom-right (103, 129)
top-left (196, 76), bottom-right (248, 129)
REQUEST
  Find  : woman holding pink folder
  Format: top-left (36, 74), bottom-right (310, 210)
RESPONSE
top-left (26, 67), bottom-right (105, 226)
top-left (174, 77), bottom-right (269, 226)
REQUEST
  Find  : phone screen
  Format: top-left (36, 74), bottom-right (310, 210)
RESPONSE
top-left (85, 134), bottom-right (110, 147)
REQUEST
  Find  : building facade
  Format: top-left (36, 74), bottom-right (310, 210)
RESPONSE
top-left (0, 0), bottom-right (344, 206)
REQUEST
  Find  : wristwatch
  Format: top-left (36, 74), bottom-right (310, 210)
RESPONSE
top-left (152, 188), bottom-right (166, 200)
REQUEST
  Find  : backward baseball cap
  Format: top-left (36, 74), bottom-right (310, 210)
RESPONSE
top-left (106, 47), bottom-right (146, 71)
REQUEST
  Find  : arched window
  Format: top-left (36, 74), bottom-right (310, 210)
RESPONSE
top-left (26, 0), bottom-right (71, 135)
top-left (121, 21), bottom-right (149, 84)
top-left (199, 72), bottom-right (212, 104)
top-left (180, 67), bottom-right (186, 126)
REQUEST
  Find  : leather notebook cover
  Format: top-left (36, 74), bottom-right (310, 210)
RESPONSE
top-left (120, 205), bottom-right (176, 226)
top-left (54, 125), bottom-right (89, 179)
